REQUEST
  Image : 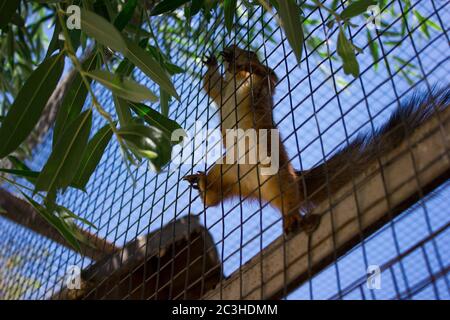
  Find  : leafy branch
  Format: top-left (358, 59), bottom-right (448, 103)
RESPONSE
top-left (0, 0), bottom-right (441, 252)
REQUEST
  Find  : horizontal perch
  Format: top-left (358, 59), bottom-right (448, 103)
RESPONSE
top-left (203, 98), bottom-right (450, 300)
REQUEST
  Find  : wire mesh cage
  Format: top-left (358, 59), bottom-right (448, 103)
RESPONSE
top-left (0, 0), bottom-right (449, 300)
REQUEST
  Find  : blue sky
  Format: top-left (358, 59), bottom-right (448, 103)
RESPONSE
top-left (0, 0), bottom-right (448, 299)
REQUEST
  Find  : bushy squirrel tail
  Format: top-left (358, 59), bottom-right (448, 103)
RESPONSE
top-left (296, 86), bottom-right (450, 206)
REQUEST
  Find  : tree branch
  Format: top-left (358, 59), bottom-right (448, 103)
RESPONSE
top-left (0, 188), bottom-right (119, 261)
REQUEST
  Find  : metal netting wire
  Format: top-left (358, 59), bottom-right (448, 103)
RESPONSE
top-left (0, 0), bottom-right (449, 300)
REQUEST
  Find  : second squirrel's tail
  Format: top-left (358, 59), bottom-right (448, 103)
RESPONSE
top-left (296, 86), bottom-right (450, 206)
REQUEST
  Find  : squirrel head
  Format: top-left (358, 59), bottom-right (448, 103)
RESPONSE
top-left (220, 45), bottom-right (278, 88)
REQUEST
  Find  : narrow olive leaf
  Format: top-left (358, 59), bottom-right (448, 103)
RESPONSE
top-left (57, 205), bottom-right (97, 230)
top-left (340, 0), bottom-right (377, 20)
top-left (0, 168), bottom-right (39, 181)
top-left (29, 0), bottom-right (65, 3)
top-left (124, 39), bottom-right (179, 99)
top-left (224, 0), bottom-right (237, 34)
top-left (80, 9), bottom-right (127, 53)
top-left (114, 95), bottom-right (132, 126)
top-left (119, 125), bottom-right (159, 159)
top-left (0, 0), bottom-right (20, 29)
top-left (146, 45), bottom-right (184, 76)
top-left (8, 155), bottom-right (29, 170)
top-left (114, 0), bottom-right (138, 31)
top-left (393, 56), bottom-right (418, 69)
top-left (277, 0), bottom-right (304, 64)
top-left (115, 39), bottom-right (148, 78)
top-left (413, 10), bottom-right (430, 39)
top-left (124, 24), bottom-right (152, 39)
top-left (190, 0), bottom-right (203, 17)
top-left (4, 155), bottom-right (38, 183)
top-left (160, 88), bottom-right (170, 117)
top-left (337, 28), bottom-right (360, 77)
top-left (128, 102), bottom-right (185, 143)
top-left (20, 192), bottom-right (82, 252)
top-left (367, 30), bottom-right (379, 70)
top-left (399, 69), bottom-right (414, 86)
top-left (71, 123), bottom-right (113, 191)
top-left (7, 29), bottom-right (15, 67)
top-left (53, 53), bottom-right (98, 147)
top-left (68, 28), bottom-right (81, 53)
top-left (150, 0), bottom-right (191, 16)
top-left (165, 63), bottom-right (185, 75)
top-left (425, 18), bottom-right (442, 32)
top-left (0, 54), bottom-right (64, 158)
top-left (45, 20), bottom-right (61, 58)
top-left (35, 110), bottom-right (92, 193)
top-left (116, 58), bottom-right (135, 76)
top-left (86, 70), bottom-right (158, 103)
top-left (118, 123), bottom-right (172, 172)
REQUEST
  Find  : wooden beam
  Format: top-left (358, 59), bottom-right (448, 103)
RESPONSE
top-left (203, 105), bottom-right (450, 300)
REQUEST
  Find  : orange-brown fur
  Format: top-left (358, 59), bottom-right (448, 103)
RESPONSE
top-left (186, 46), bottom-right (319, 234)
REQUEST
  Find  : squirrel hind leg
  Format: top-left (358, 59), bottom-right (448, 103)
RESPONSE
top-left (283, 212), bottom-right (322, 236)
top-left (260, 174), bottom-right (322, 235)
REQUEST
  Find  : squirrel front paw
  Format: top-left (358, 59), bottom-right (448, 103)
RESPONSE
top-left (203, 54), bottom-right (217, 66)
top-left (183, 171), bottom-right (206, 191)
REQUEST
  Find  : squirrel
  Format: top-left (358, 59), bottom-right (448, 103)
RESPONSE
top-left (184, 45), bottom-right (450, 235)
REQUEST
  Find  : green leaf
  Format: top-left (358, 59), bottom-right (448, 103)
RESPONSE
top-left (425, 18), bottom-right (442, 32)
top-left (125, 39), bottom-right (179, 99)
top-left (4, 155), bottom-right (39, 183)
top-left (80, 9), bottom-right (127, 52)
top-left (190, 0), bottom-right (204, 17)
top-left (399, 69), bottom-right (414, 86)
top-left (224, 0), bottom-right (237, 34)
top-left (45, 20), bottom-right (61, 58)
top-left (165, 63), bottom-right (185, 75)
top-left (71, 123), bottom-right (113, 190)
top-left (277, 0), bottom-right (304, 64)
top-left (35, 110), bottom-right (93, 193)
top-left (118, 123), bottom-right (172, 172)
top-left (21, 192), bottom-right (82, 253)
top-left (413, 10), bottom-right (430, 39)
top-left (57, 205), bottom-right (97, 230)
top-left (114, 0), bottom-right (138, 31)
top-left (337, 28), bottom-right (360, 77)
top-left (393, 56), bottom-right (417, 69)
top-left (7, 155), bottom-right (30, 171)
top-left (367, 30), bottom-right (379, 70)
top-left (114, 95), bottom-right (133, 126)
top-left (116, 57), bottom-right (136, 76)
top-left (68, 28), bottom-right (81, 53)
top-left (114, 38), bottom-right (148, 78)
top-left (340, 0), bottom-right (377, 20)
top-left (150, 0), bottom-right (191, 16)
top-left (0, 168), bottom-right (39, 181)
top-left (53, 53), bottom-right (98, 147)
top-left (0, 0), bottom-right (20, 29)
top-left (160, 88), bottom-right (170, 117)
top-left (129, 102), bottom-right (185, 143)
top-left (0, 54), bottom-right (64, 158)
top-left (86, 70), bottom-right (158, 103)
top-left (146, 45), bottom-right (185, 76)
